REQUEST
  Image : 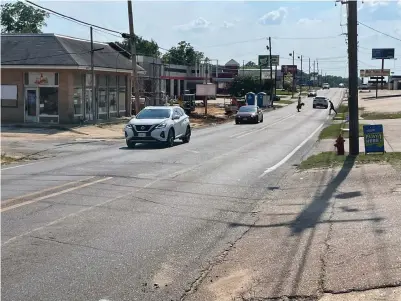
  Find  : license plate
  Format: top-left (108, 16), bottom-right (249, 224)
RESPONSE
top-left (243, 118), bottom-right (247, 121)
top-left (138, 133), bottom-right (146, 137)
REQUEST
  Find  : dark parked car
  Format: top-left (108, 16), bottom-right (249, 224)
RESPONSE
top-left (235, 106), bottom-right (264, 124)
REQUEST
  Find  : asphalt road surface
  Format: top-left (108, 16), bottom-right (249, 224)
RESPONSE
top-left (1, 88), bottom-right (344, 301)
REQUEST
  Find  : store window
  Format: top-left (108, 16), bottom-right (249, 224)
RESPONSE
top-left (73, 73), bottom-right (84, 116)
top-left (109, 75), bottom-right (118, 117)
top-left (98, 75), bottom-right (108, 119)
top-left (118, 75), bottom-right (126, 114)
top-left (85, 74), bottom-right (95, 120)
top-left (39, 87), bottom-right (58, 123)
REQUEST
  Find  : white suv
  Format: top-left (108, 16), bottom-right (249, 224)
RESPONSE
top-left (124, 106), bottom-right (191, 148)
top-left (313, 96), bottom-right (328, 109)
top-left (322, 83), bottom-right (330, 89)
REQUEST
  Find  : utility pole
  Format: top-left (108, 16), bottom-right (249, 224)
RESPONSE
top-left (90, 26), bottom-right (96, 122)
top-left (203, 60), bottom-right (208, 116)
top-left (381, 58), bottom-right (384, 90)
top-left (347, 0), bottom-right (359, 155)
top-left (298, 55), bottom-right (303, 92)
top-left (127, 0), bottom-right (140, 116)
top-left (317, 59), bottom-right (319, 87)
top-left (290, 50), bottom-right (295, 97)
top-left (259, 58), bottom-right (262, 92)
top-left (268, 37), bottom-right (273, 100)
top-left (313, 60), bottom-right (316, 87)
top-left (308, 57), bottom-right (311, 89)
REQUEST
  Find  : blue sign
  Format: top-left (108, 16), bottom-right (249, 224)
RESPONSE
top-left (363, 124), bottom-right (385, 153)
top-left (307, 80), bottom-right (313, 86)
top-left (372, 48), bottom-right (395, 60)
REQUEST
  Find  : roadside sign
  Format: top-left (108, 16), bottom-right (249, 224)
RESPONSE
top-left (360, 69), bottom-right (391, 77)
top-left (258, 55), bottom-right (279, 67)
top-left (363, 124), bottom-right (385, 154)
top-left (372, 48), bottom-right (395, 60)
top-left (196, 83), bottom-right (216, 96)
top-left (281, 65), bottom-right (297, 74)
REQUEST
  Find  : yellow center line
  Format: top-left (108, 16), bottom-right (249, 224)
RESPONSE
top-left (1, 177), bottom-right (113, 213)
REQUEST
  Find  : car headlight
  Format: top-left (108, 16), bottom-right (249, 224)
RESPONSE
top-left (125, 124), bottom-right (131, 129)
top-left (156, 121), bottom-right (167, 129)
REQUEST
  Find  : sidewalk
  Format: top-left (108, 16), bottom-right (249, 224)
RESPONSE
top-left (185, 163), bottom-right (401, 301)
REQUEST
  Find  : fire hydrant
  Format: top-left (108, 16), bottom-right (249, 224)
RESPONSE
top-left (334, 134), bottom-right (345, 155)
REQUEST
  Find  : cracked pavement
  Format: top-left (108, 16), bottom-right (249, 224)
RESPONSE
top-left (185, 164), bottom-right (401, 301)
top-left (3, 89), bottom-right (401, 301)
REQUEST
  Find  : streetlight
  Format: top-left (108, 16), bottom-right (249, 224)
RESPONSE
top-left (298, 55), bottom-right (303, 94)
top-left (289, 51), bottom-right (295, 97)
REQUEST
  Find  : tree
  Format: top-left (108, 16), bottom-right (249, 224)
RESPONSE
top-left (1, 1), bottom-right (50, 34)
top-left (116, 35), bottom-right (160, 57)
top-left (228, 76), bottom-right (259, 97)
top-left (283, 74), bottom-right (294, 91)
top-left (245, 61), bottom-right (257, 67)
top-left (162, 41), bottom-right (204, 65)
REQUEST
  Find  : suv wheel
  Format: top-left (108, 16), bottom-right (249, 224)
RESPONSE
top-left (182, 126), bottom-right (191, 143)
top-left (165, 129), bottom-right (175, 148)
top-left (126, 140), bottom-right (136, 148)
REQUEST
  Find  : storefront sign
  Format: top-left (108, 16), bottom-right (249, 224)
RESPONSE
top-left (360, 69), bottom-right (390, 77)
top-left (363, 124), bottom-right (385, 154)
top-left (28, 72), bottom-right (56, 86)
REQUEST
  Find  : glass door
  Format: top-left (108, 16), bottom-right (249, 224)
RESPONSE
top-left (25, 88), bottom-right (38, 122)
top-left (85, 88), bottom-right (93, 120)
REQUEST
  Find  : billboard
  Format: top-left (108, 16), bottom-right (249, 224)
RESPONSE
top-left (241, 69), bottom-right (275, 79)
top-left (281, 65), bottom-right (297, 74)
top-left (258, 55), bottom-right (280, 67)
top-left (372, 48), bottom-right (395, 59)
top-left (360, 69), bottom-right (391, 77)
top-left (196, 83), bottom-right (216, 96)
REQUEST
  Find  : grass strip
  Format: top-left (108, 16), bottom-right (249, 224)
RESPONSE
top-left (299, 151), bottom-right (401, 170)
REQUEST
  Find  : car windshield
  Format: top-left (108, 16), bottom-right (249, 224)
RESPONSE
top-left (239, 106), bottom-right (257, 112)
top-left (136, 108), bottom-right (171, 119)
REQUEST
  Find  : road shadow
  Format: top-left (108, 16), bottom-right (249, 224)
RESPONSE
top-left (119, 141), bottom-right (184, 150)
top-left (363, 94), bottom-right (401, 100)
top-left (289, 155), bottom-right (356, 235)
top-left (335, 191), bottom-right (362, 199)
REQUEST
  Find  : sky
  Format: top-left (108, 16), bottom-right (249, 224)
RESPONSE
top-left (20, 0), bottom-right (401, 76)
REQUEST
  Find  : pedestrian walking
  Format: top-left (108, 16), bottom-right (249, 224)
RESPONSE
top-left (329, 100), bottom-right (337, 115)
top-left (297, 95), bottom-right (304, 112)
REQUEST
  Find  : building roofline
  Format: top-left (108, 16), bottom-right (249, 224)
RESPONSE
top-left (1, 33), bottom-right (111, 45)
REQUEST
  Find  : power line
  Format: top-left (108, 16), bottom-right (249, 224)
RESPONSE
top-left (272, 35), bottom-right (342, 40)
top-left (24, 0), bottom-right (122, 35)
top-left (358, 21), bottom-right (401, 42)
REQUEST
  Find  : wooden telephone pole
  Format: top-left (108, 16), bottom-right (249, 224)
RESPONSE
top-left (127, 0), bottom-right (140, 116)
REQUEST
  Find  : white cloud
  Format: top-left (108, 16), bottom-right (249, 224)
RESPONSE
top-left (297, 18), bottom-right (322, 25)
top-left (222, 21), bottom-right (234, 29)
top-left (258, 7), bottom-right (288, 25)
top-left (174, 17), bottom-right (211, 32)
top-left (365, 0), bottom-right (389, 7)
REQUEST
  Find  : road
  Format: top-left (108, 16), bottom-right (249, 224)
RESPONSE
top-left (1, 88), bottom-right (344, 301)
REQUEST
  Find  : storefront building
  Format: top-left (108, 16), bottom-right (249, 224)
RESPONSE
top-left (1, 34), bottom-right (146, 124)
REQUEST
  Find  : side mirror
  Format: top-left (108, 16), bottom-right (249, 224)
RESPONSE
top-left (172, 115), bottom-right (180, 120)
